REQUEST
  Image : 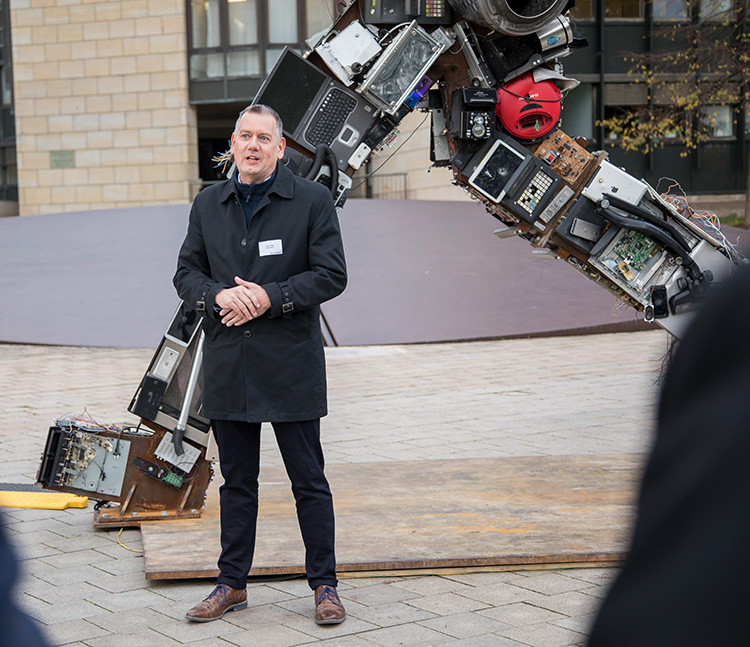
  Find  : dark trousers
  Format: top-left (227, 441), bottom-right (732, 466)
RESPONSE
top-left (212, 418), bottom-right (337, 591)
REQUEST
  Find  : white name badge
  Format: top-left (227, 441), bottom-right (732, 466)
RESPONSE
top-left (258, 239), bottom-right (283, 256)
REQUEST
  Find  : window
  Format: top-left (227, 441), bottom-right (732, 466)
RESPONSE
top-left (228, 0), bottom-right (258, 45)
top-left (306, 0), bottom-right (338, 36)
top-left (189, 0), bottom-right (272, 81)
top-left (0, 0), bottom-right (16, 205)
top-left (569, 0), bottom-right (594, 20)
top-left (604, 83), bottom-right (648, 106)
top-left (698, 105), bottom-right (734, 137)
top-left (188, 0), bottom-right (341, 100)
top-left (653, 0), bottom-right (688, 20)
top-left (191, 0), bottom-right (220, 48)
top-left (603, 106), bottom-right (640, 139)
top-left (601, 84), bottom-right (647, 141)
top-left (268, 0), bottom-right (297, 43)
top-left (562, 83), bottom-right (594, 141)
top-left (0, 145), bottom-right (16, 199)
top-left (700, 0), bottom-right (733, 20)
top-left (604, 0), bottom-right (643, 18)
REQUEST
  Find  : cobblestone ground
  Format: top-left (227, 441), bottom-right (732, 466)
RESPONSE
top-left (0, 329), bottom-right (670, 646)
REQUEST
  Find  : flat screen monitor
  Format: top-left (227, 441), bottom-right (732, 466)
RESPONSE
top-left (253, 47), bottom-right (376, 170)
top-left (165, 300), bottom-right (201, 346)
top-left (468, 138), bottom-right (527, 203)
top-left (255, 50), bottom-right (327, 137)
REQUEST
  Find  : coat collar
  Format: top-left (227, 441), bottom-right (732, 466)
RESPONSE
top-left (219, 161), bottom-right (295, 204)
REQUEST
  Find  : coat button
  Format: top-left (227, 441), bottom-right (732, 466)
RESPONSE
top-left (244, 330), bottom-right (252, 338)
top-left (241, 239), bottom-right (247, 247)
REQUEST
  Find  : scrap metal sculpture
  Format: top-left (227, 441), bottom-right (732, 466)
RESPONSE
top-left (294, 0), bottom-right (742, 341)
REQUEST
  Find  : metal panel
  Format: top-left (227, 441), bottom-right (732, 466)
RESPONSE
top-left (603, 83), bottom-right (648, 105)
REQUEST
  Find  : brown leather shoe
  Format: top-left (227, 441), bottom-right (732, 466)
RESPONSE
top-left (314, 585), bottom-right (346, 625)
top-left (185, 583), bottom-right (247, 622)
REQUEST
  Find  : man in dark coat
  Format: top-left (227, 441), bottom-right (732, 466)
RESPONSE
top-left (587, 267), bottom-right (750, 646)
top-left (175, 104), bottom-right (347, 625)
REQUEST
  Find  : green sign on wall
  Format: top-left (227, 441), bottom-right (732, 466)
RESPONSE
top-left (50, 150), bottom-right (76, 169)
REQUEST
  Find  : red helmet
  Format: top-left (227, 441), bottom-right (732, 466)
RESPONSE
top-left (496, 73), bottom-right (562, 140)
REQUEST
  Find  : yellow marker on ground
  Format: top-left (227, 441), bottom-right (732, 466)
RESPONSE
top-left (0, 490), bottom-right (88, 510)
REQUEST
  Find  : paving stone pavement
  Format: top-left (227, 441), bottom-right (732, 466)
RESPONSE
top-left (0, 329), bottom-right (672, 646)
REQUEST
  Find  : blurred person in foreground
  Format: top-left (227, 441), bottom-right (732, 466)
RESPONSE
top-left (0, 515), bottom-right (50, 647)
top-left (588, 266), bottom-right (750, 646)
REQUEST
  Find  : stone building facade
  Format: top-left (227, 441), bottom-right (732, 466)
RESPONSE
top-left (10, 0), bottom-right (199, 216)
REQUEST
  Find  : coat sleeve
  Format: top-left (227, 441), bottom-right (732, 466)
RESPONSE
top-left (173, 195), bottom-right (228, 318)
top-left (263, 184), bottom-right (347, 318)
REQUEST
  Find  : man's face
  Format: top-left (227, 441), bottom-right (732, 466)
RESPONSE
top-left (231, 111), bottom-right (286, 185)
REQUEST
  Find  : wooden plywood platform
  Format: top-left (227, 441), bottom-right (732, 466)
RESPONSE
top-left (141, 455), bottom-right (644, 580)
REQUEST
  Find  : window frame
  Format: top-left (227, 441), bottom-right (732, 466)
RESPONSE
top-left (0, 0), bottom-right (16, 203)
top-left (651, 0), bottom-right (690, 21)
top-left (697, 104), bottom-right (737, 139)
top-left (186, 0), bottom-right (308, 102)
top-left (698, 0), bottom-right (734, 21)
top-left (602, 0), bottom-right (645, 21)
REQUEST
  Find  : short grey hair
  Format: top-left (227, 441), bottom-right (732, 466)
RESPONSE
top-left (234, 104), bottom-right (284, 141)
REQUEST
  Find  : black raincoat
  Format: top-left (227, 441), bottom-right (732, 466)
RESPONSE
top-left (173, 161), bottom-right (347, 422)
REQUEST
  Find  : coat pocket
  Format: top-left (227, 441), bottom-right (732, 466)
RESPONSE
top-left (286, 312), bottom-right (312, 343)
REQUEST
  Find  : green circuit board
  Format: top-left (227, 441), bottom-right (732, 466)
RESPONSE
top-left (610, 230), bottom-right (659, 281)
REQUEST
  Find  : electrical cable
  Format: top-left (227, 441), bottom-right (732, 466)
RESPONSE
top-left (351, 112), bottom-right (430, 194)
top-left (611, 299), bottom-right (629, 319)
top-left (447, 37), bottom-right (467, 55)
top-left (113, 424), bottom-right (126, 457)
top-left (304, 144), bottom-right (338, 198)
top-left (378, 21), bottom-right (410, 46)
top-left (323, 146), bottom-right (339, 198)
top-left (307, 144), bottom-right (327, 180)
top-left (602, 191), bottom-right (693, 252)
top-left (116, 528), bottom-right (143, 554)
top-left (596, 202), bottom-right (701, 280)
top-left (656, 179), bottom-right (746, 265)
top-left (499, 86), bottom-right (563, 103)
top-left (82, 459), bottom-right (106, 480)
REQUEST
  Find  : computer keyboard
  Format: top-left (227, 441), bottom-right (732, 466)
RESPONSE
top-left (305, 89), bottom-right (357, 146)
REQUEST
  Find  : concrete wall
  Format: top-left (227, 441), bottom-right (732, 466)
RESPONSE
top-left (10, 0), bottom-right (199, 216)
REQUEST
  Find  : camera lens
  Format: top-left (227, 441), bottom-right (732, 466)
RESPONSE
top-left (471, 114), bottom-right (487, 138)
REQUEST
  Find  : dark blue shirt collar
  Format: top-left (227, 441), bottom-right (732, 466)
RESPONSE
top-left (234, 167), bottom-right (277, 198)
top-left (234, 166), bottom-right (277, 227)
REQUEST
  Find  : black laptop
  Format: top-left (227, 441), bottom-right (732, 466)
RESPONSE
top-left (253, 47), bottom-right (377, 170)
